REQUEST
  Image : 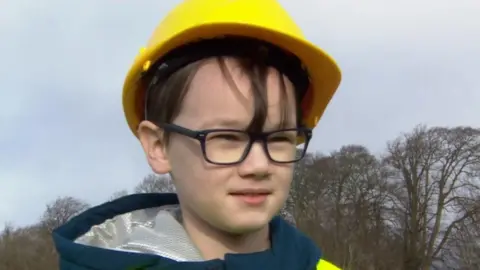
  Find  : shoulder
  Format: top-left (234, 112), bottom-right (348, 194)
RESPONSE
top-left (316, 259), bottom-right (341, 270)
top-left (270, 217), bottom-right (341, 270)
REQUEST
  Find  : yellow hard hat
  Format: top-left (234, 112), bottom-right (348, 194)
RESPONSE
top-left (122, 0), bottom-right (341, 138)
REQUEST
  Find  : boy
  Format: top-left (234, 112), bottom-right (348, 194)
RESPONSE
top-left (53, 0), bottom-right (342, 269)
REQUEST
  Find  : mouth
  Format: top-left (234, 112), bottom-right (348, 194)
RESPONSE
top-left (229, 189), bottom-right (272, 205)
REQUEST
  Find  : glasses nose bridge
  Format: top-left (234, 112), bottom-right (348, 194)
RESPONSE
top-left (245, 132), bottom-right (270, 158)
top-left (249, 132), bottom-right (268, 143)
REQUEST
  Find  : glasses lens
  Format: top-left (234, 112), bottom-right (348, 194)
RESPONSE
top-left (266, 129), bottom-right (306, 162)
top-left (204, 129), bottom-right (308, 164)
top-left (204, 131), bottom-right (250, 164)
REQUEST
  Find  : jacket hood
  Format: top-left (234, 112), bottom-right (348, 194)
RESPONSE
top-left (53, 193), bottom-right (322, 270)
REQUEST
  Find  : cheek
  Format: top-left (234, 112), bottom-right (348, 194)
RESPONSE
top-left (168, 139), bottom-right (233, 201)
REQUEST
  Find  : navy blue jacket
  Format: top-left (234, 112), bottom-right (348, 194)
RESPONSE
top-left (53, 193), bottom-right (330, 270)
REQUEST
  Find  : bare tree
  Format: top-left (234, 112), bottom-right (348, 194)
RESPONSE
top-left (0, 223), bottom-right (60, 270)
top-left (109, 189), bottom-right (129, 201)
top-left (384, 125), bottom-right (480, 270)
top-left (442, 202), bottom-right (480, 269)
top-left (290, 152), bottom-right (330, 232)
top-left (290, 146), bottom-right (402, 270)
top-left (40, 196), bottom-right (90, 232)
top-left (134, 174), bottom-right (176, 193)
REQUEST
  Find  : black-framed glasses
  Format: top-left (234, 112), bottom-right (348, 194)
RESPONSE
top-left (158, 123), bottom-right (312, 165)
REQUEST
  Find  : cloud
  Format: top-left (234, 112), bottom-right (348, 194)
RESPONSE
top-left (1, 0), bottom-right (479, 226)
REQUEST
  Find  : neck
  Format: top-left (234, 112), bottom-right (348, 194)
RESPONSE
top-left (181, 207), bottom-right (270, 260)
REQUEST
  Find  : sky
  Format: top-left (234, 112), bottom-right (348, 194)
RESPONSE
top-left (1, 0), bottom-right (480, 227)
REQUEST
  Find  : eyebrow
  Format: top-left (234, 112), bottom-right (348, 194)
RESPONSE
top-left (198, 118), bottom-right (247, 129)
top-left (198, 118), bottom-right (296, 131)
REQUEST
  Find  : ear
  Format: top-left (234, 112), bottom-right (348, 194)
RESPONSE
top-left (137, 120), bottom-right (171, 174)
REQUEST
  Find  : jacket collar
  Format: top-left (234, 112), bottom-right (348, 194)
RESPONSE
top-left (53, 193), bottom-right (321, 270)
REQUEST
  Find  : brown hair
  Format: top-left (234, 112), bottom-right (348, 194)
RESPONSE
top-left (144, 47), bottom-right (302, 144)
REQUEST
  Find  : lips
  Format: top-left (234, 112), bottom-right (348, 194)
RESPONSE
top-left (229, 189), bottom-right (272, 196)
top-left (229, 189), bottom-right (272, 205)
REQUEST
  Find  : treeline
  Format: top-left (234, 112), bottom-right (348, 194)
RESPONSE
top-left (1, 125), bottom-right (479, 270)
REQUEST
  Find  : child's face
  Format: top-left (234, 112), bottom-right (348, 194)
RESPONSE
top-left (147, 57), bottom-right (297, 234)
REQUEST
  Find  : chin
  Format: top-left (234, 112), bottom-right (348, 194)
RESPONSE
top-left (223, 213), bottom-right (273, 234)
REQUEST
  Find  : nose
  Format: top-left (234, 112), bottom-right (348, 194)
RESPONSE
top-left (237, 142), bottom-right (270, 179)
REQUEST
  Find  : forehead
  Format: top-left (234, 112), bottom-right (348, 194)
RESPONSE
top-left (174, 57), bottom-right (297, 129)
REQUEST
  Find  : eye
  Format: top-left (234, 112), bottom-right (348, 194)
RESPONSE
top-left (269, 131), bottom-right (297, 143)
top-left (208, 132), bottom-right (245, 141)
top-left (269, 136), bottom-right (289, 142)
